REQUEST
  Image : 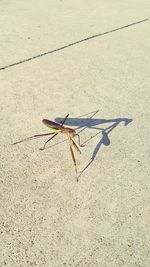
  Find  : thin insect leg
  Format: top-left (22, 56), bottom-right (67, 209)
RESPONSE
top-left (60, 113), bottom-right (69, 126)
top-left (68, 135), bottom-right (77, 177)
top-left (75, 134), bottom-right (85, 147)
top-left (11, 132), bottom-right (55, 145)
top-left (70, 136), bottom-right (81, 154)
top-left (40, 133), bottom-right (58, 150)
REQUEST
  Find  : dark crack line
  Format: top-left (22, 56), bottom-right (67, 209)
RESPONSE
top-left (0, 18), bottom-right (149, 71)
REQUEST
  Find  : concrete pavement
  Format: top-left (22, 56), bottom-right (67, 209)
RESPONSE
top-left (0, 1), bottom-right (150, 266)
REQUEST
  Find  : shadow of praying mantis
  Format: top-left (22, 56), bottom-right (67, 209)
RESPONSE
top-left (55, 110), bottom-right (133, 178)
top-left (12, 110), bottom-right (133, 180)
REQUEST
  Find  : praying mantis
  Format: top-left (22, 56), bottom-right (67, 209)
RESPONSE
top-left (12, 114), bottom-right (84, 181)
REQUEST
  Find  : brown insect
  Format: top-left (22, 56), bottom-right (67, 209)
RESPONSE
top-left (12, 114), bottom-right (84, 181)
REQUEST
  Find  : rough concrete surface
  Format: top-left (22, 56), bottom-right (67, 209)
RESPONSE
top-left (0, 1), bottom-right (150, 266)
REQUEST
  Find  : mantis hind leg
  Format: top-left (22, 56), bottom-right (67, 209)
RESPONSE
top-left (11, 132), bottom-right (55, 145)
top-left (60, 114), bottom-right (69, 126)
